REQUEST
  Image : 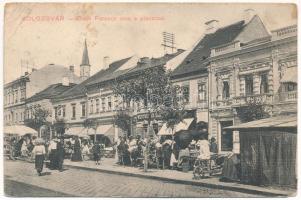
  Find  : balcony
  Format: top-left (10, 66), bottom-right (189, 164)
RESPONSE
top-left (211, 94), bottom-right (274, 110)
top-left (232, 94), bottom-right (274, 107)
top-left (271, 25), bottom-right (297, 41)
top-left (277, 91), bottom-right (297, 102)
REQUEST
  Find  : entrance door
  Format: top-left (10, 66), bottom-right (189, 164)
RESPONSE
top-left (220, 121), bottom-right (233, 151)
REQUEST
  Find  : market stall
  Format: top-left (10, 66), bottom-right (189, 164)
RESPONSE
top-left (225, 114), bottom-right (297, 187)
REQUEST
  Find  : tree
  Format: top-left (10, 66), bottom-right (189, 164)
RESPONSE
top-left (112, 65), bottom-right (185, 171)
top-left (24, 104), bottom-right (50, 132)
top-left (113, 110), bottom-right (132, 136)
top-left (236, 101), bottom-right (271, 123)
top-left (83, 118), bottom-right (97, 141)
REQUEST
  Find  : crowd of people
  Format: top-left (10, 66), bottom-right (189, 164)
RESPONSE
top-left (115, 133), bottom-right (218, 170)
top-left (7, 132), bottom-right (219, 176)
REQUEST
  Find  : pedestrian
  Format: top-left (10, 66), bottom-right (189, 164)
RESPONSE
top-left (92, 141), bottom-right (101, 165)
top-left (82, 141), bottom-right (90, 161)
top-left (32, 139), bottom-right (46, 176)
top-left (210, 137), bottom-right (218, 153)
top-left (71, 136), bottom-right (82, 161)
top-left (48, 137), bottom-right (58, 169)
top-left (21, 138), bottom-right (28, 157)
top-left (57, 138), bottom-right (65, 171)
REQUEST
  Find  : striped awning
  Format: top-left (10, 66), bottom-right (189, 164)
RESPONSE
top-left (158, 118), bottom-right (194, 136)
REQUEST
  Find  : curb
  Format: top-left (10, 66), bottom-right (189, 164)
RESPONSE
top-left (64, 163), bottom-right (292, 197)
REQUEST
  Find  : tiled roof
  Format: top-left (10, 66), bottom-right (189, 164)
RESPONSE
top-left (171, 20), bottom-right (246, 78)
top-left (26, 83), bottom-right (77, 103)
top-left (54, 57), bottom-right (132, 101)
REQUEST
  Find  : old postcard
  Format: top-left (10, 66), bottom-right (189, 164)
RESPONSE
top-left (3, 2), bottom-right (298, 198)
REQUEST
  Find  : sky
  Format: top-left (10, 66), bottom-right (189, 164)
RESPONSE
top-left (4, 3), bottom-right (297, 83)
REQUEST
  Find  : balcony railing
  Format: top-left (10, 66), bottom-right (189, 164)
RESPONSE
top-left (271, 25), bottom-right (297, 40)
top-left (278, 91), bottom-right (297, 102)
top-left (211, 94), bottom-right (274, 109)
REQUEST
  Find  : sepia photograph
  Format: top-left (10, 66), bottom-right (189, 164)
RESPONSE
top-left (2, 2), bottom-right (298, 198)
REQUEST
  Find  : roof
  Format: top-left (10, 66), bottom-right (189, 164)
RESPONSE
top-left (81, 39), bottom-right (90, 66)
top-left (86, 50), bottom-right (184, 87)
top-left (225, 114), bottom-right (297, 130)
top-left (26, 83), bottom-right (76, 103)
top-left (54, 57), bottom-right (132, 101)
top-left (172, 20), bottom-right (246, 78)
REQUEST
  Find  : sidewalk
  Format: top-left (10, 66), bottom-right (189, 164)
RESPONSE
top-left (63, 158), bottom-right (296, 197)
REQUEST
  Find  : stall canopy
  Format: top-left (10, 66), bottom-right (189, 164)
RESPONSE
top-left (158, 118), bottom-right (194, 136)
top-left (225, 114), bottom-right (297, 187)
top-left (92, 125), bottom-right (114, 136)
top-left (280, 67), bottom-right (297, 83)
top-left (65, 127), bottom-right (89, 137)
top-left (4, 125), bottom-right (38, 136)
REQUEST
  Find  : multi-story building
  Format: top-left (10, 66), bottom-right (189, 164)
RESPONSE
top-left (166, 9), bottom-right (297, 153)
top-left (207, 12), bottom-right (297, 153)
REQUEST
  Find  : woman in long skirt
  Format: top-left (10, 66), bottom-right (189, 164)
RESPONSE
top-left (71, 137), bottom-right (82, 161)
top-left (32, 141), bottom-right (46, 176)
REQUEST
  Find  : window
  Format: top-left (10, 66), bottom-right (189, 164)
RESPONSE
top-left (15, 90), bottom-right (18, 103)
top-left (96, 99), bottom-right (100, 113)
top-left (222, 81), bottom-right (230, 99)
top-left (57, 106), bottom-right (62, 116)
top-left (245, 75), bottom-right (254, 95)
top-left (198, 83), bottom-right (206, 101)
top-left (12, 92), bottom-right (15, 104)
top-left (108, 96), bottom-right (112, 111)
top-left (260, 74), bottom-right (269, 94)
top-left (220, 121), bottom-right (233, 151)
top-left (72, 104), bottom-right (76, 119)
top-left (54, 107), bottom-right (58, 118)
top-left (101, 98), bottom-right (106, 111)
top-left (21, 88), bottom-right (26, 101)
top-left (182, 84), bottom-right (190, 103)
top-left (15, 113), bottom-right (18, 122)
top-left (90, 99), bottom-right (94, 114)
top-left (81, 103), bottom-right (86, 117)
top-left (62, 106), bottom-right (66, 117)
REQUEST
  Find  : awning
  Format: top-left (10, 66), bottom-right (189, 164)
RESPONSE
top-left (281, 67), bottom-right (297, 83)
top-left (224, 114), bottom-right (297, 130)
top-left (65, 127), bottom-right (88, 137)
top-left (92, 124), bottom-right (114, 136)
top-left (4, 125), bottom-right (38, 136)
top-left (158, 118), bottom-right (194, 136)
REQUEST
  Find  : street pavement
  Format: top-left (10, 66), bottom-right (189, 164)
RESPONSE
top-left (4, 160), bottom-right (263, 197)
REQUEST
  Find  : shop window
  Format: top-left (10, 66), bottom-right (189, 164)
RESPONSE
top-left (220, 121), bottom-right (233, 151)
top-left (260, 74), bottom-right (269, 94)
top-left (245, 75), bottom-right (254, 95)
top-left (222, 81), bottom-right (230, 99)
top-left (198, 83), bottom-right (206, 101)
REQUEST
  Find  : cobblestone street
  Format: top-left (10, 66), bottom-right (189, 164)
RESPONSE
top-left (4, 160), bottom-right (263, 197)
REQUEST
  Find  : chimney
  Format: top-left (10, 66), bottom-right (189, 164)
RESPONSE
top-left (103, 56), bottom-right (110, 69)
top-left (62, 76), bottom-right (70, 86)
top-left (139, 57), bottom-right (151, 68)
top-left (69, 65), bottom-right (75, 73)
top-left (243, 9), bottom-right (256, 24)
top-left (205, 20), bottom-right (219, 34)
